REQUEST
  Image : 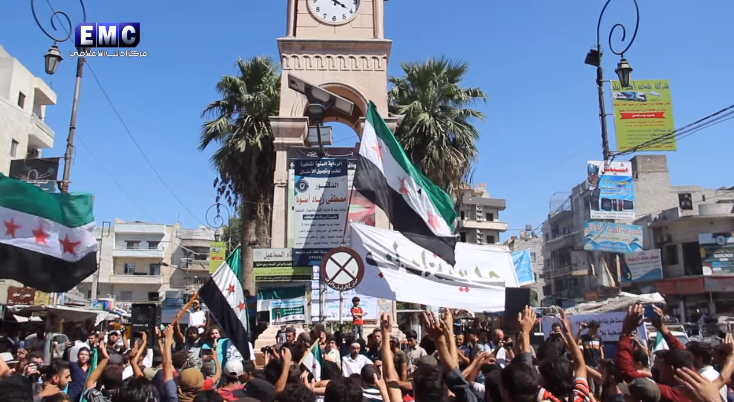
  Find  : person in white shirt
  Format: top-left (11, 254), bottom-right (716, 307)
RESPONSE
top-left (341, 342), bottom-right (372, 377)
top-left (324, 334), bottom-right (341, 369)
top-left (487, 329), bottom-right (514, 367)
top-left (687, 341), bottom-right (727, 402)
top-left (188, 300), bottom-right (207, 335)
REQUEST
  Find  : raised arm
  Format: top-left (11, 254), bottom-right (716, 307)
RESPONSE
top-left (86, 343), bottom-right (109, 389)
top-left (560, 309), bottom-right (586, 379)
top-left (380, 312), bottom-right (403, 402)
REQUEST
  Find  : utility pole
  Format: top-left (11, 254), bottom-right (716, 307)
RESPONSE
top-left (92, 221), bottom-right (111, 300)
top-left (59, 53), bottom-right (85, 193)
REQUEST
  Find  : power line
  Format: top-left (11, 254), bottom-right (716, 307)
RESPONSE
top-left (43, 0), bottom-right (206, 226)
top-left (0, 96), bottom-right (156, 221)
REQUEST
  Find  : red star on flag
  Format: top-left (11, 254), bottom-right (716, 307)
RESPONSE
top-left (371, 144), bottom-right (383, 161)
top-left (59, 234), bottom-right (81, 255)
top-left (398, 177), bottom-right (410, 195)
top-left (4, 218), bottom-right (21, 238)
top-left (32, 225), bottom-right (49, 245)
top-left (237, 301), bottom-right (246, 312)
top-left (426, 212), bottom-right (441, 231)
top-left (227, 284), bottom-right (236, 294)
top-left (459, 287), bottom-right (465, 292)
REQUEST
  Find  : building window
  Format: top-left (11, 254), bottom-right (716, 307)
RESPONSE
top-left (664, 244), bottom-right (679, 265)
top-left (485, 213), bottom-right (494, 221)
top-left (119, 291), bottom-right (133, 301)
top-left (10, 140), bottom-right (18, 158)
top-left (148, 241), bottom-right (160, 249)
top-left (148, 292), bottom-right (160, 301)
top-left (460, 232), bottom-right (466, 242)
top-left (194, 276), bottom-right (204, 285)
top-left (486, 235), bottom-right (496, 244)
top-left (149, 264), bottom-right (161, 276)
top-left (17, 92), bottom-right (25, 108)
top-left (460, 211), bottom-right (465, 220)
top-left (126, 241), bottom-right (140, 249)
top-left (530, 252), bottom-right (537, 262)
top-left (124, 263), bottom-right (136, 275)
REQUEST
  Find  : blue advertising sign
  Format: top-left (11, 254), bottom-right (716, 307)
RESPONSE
top-left (587, 161), bottom-right (635, 220)
top-left (584, 221), bottom-right (643, 253)
top-left (699, 232), bottom-right (734, 274)
top-left (511, 250), bottom-right (535, 286)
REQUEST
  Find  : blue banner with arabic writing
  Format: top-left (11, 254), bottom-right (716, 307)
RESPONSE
top-left (583, 221), bottom-right (643, 254)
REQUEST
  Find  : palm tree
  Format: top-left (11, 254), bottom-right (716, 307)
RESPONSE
top-left (199, 56), bottom-right (281, 293)
top-left (388, 57), bottom-right (487, 193)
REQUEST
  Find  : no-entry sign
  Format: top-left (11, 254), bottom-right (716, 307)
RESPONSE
top-left (319, 246), bottom-right (364, 292)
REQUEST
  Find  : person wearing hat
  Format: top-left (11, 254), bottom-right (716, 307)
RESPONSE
top-left (341, 341), bottom-right (373, 377)
top-left (618, 378), bottom-right (661, 402)
top-left (389, 335), bottom-right (408, 381)
top-left (188, 300), bottom-right (207, 335)
top-left (217, 360), bottom-right (247, 401)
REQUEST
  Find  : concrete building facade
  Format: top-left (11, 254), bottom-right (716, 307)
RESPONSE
top-left (506, 233), bottom-right (544, 301)
top-left (540, 155), bottom-right (734, 308)
top-left (457, 183), bottom-right (508, 245)
top-left (0, 44), bottom-right (56, 174)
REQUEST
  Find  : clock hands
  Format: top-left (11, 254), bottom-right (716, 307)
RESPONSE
top-left (331, 0), bottom-right (348, 8)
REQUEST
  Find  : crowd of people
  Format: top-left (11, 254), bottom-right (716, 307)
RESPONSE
top-left (0, 302), bottom-right (732, 402)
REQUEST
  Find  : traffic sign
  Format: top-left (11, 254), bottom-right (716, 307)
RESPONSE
top-left (319, 247), bottom-right (364, 292)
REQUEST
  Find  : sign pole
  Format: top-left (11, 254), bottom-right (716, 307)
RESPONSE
top-left (339, 291), bottom-right (344, 333)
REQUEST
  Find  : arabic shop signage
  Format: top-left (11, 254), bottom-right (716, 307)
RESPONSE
top-left (253, 248), bottom-right (293, 268)
top-left (611, 79), bottom-right (676, 152)
top-left (6, 286), bottom-right (36, 306)
top-left (292, 159), bottom-right (349, 266)
top-left (586, 161), bottom-right (635, 220)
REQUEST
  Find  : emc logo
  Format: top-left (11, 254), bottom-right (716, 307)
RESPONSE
top-left (74, 23), bottom-right (141, 48)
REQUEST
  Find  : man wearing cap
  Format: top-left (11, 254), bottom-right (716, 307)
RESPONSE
top-left (341, 341), bottom-right (373, 377)
top-left (188, 300), bottom-right (207, 335)
top-left (323, 334), bottom-right (341, 369)
top-left (389, 335), bottom-right (408, 381)
top-left (217, 360), bottom-right (246, 401)
top-left (231, 378), bottom-right (276, 402)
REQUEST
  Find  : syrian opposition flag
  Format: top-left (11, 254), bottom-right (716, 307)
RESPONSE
top-left (354, 102), bottom-right (458, 265)
top-left (300, 341), bottom-right (324, 381)
top-left (199, 250), bottom-right (250, 360)
top-left (0, 174), bottom-right (97, 292)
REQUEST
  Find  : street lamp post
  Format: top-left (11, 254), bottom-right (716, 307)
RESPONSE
top-left (206, 203), bottom-right (232, 253)
top-left (584, 0), bottom-right (639, 161)
top-left (31, 0), bottom-right (87, 193)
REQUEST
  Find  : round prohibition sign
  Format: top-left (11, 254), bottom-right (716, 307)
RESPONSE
top-left (320, 246), bottom-right (364, 292)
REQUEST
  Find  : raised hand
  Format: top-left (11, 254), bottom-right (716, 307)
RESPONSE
top-left (651, 305), bottom-right (665, 330)
top-left (518, 306), bottom-right (536, 333)
top-left (421, 311), bottom-right (445, 341)
top-left (676, 367), bottom-right (724, 402)
top-left (380, 312), bottom-right (392, 333)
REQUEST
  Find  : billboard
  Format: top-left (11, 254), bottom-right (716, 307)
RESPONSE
top-left (292, 159), bottom-right (349, 266)
top-left (611, 79), bottom-right (676, 152)
top-left (208, 242), bottom-right (226, 273)
top-left (583, 221), bottom-right (643, 254)
top-left (699, 233), bottom-right (734, 274)
top-left (586, 161), bottom-right (635, 220)
top-left (8, 157), bottom-right (61, 193)
top-left (287, 147), bottom-right (376, 248)
top-left (252, 248), bottom-right (312, 282)
top-left (621, 249), bottom-right (663, 282)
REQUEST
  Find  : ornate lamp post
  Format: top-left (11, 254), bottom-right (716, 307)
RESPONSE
top-left (584, 0), bottom-right (639, 161)
top-left (31, 0), bottom-right (87, 193)
top-left (206, 203), bottom-right (232, 253)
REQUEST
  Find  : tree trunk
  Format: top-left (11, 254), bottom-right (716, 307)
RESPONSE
top-left (240, 202), bottom-right (257, 294)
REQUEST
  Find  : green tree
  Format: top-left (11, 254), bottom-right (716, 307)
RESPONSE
top-left (199, 56), bottom-right (280, 293)
top-left (388, 57), bottom-right (487, 192)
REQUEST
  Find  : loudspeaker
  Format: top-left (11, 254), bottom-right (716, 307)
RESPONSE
top-left (131, 303), bottom-right (161, 348)
top-left (503, 287), bottom-right (532, 333)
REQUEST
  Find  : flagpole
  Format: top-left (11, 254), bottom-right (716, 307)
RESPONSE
top-left (171, 291), bottom-right (200, 326)
top-left (340, 143), bottom-right (363, 246)
top-left (299, 338), bottom-right (320, 366)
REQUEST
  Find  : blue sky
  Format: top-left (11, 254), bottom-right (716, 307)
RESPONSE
top-left (1, 0), bottom-right (733, 239)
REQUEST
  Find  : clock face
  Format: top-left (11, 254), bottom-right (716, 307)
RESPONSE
top-left (308, 0), bottom-right (361, 25)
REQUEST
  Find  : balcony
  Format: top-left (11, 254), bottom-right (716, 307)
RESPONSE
top-left (107, 274), bottom-right (163, 285)
top-left (544, 265), bottom-right (572, 279)
top-left (113, 247), bottom-right (165, 259)
top-left (115, 223), bottom-right (166, 235)
top-left (545, 232), bottom-right (579, 250)
top-left (28, 115), bottom-right (55, 149)
top-left (459, 220), bottom-right (508, 231)
top-left (462, 195), bottom-right (506, 210)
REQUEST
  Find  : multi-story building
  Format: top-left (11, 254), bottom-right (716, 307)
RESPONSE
top-left (457, 183), bottom-right (508, 245)
top-left (540, 155), bottom-right (734, 310)
top-left (170, 226), bottom-right (216, 297)
top-left (0, 44), bottom-right (56, 173)
top-left (79, 219), bottom-right (177, 303)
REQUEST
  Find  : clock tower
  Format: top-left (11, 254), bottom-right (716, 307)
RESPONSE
top-left (269, 0), bottom-right (398, 247)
